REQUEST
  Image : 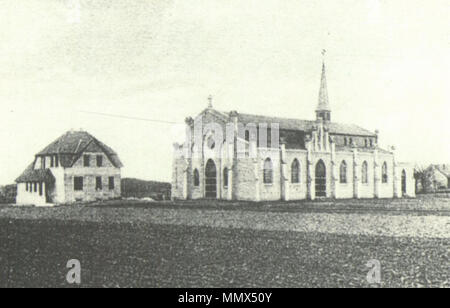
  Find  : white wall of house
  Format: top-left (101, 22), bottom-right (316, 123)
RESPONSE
top-left (16, 182), bottom-right (48, 206)
top-left (51, 167), bottom-right (66, 204)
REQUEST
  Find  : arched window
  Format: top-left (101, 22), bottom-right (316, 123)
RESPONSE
top-left (361, 161), bottom-right (369, 184)
top-left (223, 167), bottom-right (229, 188)
top-left (193, 169), bottom-right (200, 187)
top-left (291, 159), bottom-right (300, 183)
top-left (340, 161), bottom-right (348, 183)
top-left (382, 162), bottom-right (388, 183)
top-left (401, 169), bottom-right (407, 194)
top-left (263, 158), bottom-right (273, 184)
top-left (245, 130), bottom-right (250, 142)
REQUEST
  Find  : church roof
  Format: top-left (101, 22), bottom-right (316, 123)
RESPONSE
top-left (317, 62), bottom-right (330, 111)
top-left (201, 61), bottom-right (376, 137)
top-left (212, 110), bottom-right (377, 137)
top-left (36, 131), bottom-right (123, 168)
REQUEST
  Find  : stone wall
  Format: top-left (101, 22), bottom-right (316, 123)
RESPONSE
top-left (377, 153), bottom-right (395, 199)
top-left (334, 151), bottom-right (354, 199)
top-left (171, 109), bottom-right (410, 202)
top-left (257, 148), bottom-right (282, 201)
top-left (285, 150), bottom-right (308, 200)
top-left (171, 156), bottom-right (187, 200)
top-left (234, 157), bottom-right (258, 201)
top-left (63, 152), bottom-right (121, 203)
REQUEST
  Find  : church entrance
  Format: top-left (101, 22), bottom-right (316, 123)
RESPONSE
top-left (205, 159), bottom-right (217, 199)
top-left (315, 160), bottom-right (327, 198)
top-left (401, 170), bottom-right (407, 196)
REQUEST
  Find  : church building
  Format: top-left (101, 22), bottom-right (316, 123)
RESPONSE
top-left (172, 62), bottom-right (415, 201)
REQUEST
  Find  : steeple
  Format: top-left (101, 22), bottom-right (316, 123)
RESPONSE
top-left (316, 52), bottom-right (331, 122)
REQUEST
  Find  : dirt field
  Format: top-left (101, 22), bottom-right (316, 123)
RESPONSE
top-left (0, 220), bottom-right (448, 288)
top-left (0, 195), bottom-right (448, 288)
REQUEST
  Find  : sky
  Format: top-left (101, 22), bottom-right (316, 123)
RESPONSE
top-left (0, 0), bottom-right (448, 185)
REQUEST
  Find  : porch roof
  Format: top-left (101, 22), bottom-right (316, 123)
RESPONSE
top-left (15, 164), bottom-right (55, 183)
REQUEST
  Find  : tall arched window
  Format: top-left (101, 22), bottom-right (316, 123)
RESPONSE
top-left (361, 161), bottom-right (369, 184)
top-left (245, 130), bottom-right (250, 142)
top-left (223, 167), bottom-right (229, 188)
top-left (193, 169), bottom-right (200, 187)
top-left (382, 162), bottom-right (388, 183)
top-left (340, 161), bottom-right (347, 183)
top-left (263, 158), bottom-right (273, 184)
top-left (291, 159), bottom-right (300, 183)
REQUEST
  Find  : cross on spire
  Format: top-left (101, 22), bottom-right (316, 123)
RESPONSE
top-left (207, 95), bottom-right (213, 109)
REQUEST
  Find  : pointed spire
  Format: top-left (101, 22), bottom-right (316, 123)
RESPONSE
top-left (317, 61), bottom-right (330, 112)
top-left (316, 51), bottom-right (331, 122)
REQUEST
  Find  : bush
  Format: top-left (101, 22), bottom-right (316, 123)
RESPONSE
top-left (0, 184), bottom-right (17, 204)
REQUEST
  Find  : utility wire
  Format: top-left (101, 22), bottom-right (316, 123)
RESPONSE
top-left (78, 110), bottom-right (182, 125)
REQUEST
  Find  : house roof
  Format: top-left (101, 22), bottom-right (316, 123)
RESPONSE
top-left (36, 131), bottom-right (123, 168)
top-left (16, 164), bottom-right (55, 183)
top-left (433, 164), bottom-right (450, 177)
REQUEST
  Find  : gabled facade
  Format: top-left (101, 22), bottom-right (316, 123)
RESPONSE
top-left (426, 164), bottom-right (450, 191)
top-left (172, 62), bottom-right (416, 201)
top-left (16, 130), bottom-right (122, 206)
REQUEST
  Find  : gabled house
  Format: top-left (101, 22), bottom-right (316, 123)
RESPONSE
top-left (426, 164), bottom-right (450, 191)
top-left (16, 130), bottom-right (123, 206)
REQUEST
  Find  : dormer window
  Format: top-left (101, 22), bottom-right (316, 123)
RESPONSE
top-left (83, 155), bottom-right (90, 167)
top-left (97, 155), bottom-right (103, 167)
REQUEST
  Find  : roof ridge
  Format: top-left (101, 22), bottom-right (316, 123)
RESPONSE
top-left (235, 110), bottom-right (368, 128)
top-left (211, 109), bottom-right (376, 137)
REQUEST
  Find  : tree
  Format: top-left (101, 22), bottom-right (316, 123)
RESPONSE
top-left (414, 165), bottom-right (433, 193)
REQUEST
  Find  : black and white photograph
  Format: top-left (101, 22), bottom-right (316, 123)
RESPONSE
top-left (0, 0), bottom-right (448, 294)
